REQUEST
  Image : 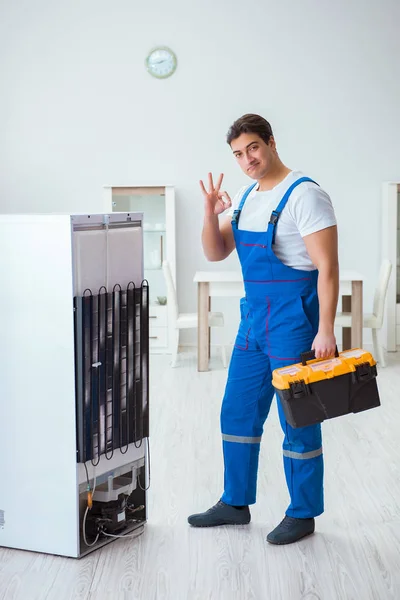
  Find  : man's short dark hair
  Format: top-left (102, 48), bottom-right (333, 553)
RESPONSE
top-left (226, 114), bottom-right (274, 146)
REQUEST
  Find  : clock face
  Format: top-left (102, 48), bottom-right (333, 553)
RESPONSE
top-left (146, 47), bottom-right (177, 79)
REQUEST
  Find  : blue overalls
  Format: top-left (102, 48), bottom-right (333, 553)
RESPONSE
top-left (220, 177), bottom-right (324, 519)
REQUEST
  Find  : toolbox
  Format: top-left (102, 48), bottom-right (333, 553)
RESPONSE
top-left (272, 348), bottom-right (381, 429)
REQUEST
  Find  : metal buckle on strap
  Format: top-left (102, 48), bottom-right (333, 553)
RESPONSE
top-left (231, 209), bottom-right (241, 228)
top-left (269, 210), bottom-right (280, 225)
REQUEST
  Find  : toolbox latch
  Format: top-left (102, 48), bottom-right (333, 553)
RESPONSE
top-left (352, 362), bottom-right (377, 384)
top-left (289, 380), bottom-right (310, 399)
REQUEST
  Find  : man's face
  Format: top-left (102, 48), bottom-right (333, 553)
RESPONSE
top-left (230, 133), bottom-right (276, 180)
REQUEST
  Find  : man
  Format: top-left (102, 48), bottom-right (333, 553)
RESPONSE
top-left (188, 114), bottom-right (339, 545)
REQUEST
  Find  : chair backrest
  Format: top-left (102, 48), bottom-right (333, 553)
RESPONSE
top-left (373, 259), bottom-right (392, 325)
top-left (162, 260), bottom-right (179, 325)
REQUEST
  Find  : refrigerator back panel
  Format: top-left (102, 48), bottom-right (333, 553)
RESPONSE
top-left (73, 227), bottom-right (107, 296)
top-left (71, 213), bottom-right (143, 297)
top-left (107, 225), bottom-right (143, 291)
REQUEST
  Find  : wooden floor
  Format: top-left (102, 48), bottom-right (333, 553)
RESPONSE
top-left (1, 349), bottom-right (400, 600)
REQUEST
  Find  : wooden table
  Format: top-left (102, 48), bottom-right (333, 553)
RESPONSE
top-left (194, 270), bottom-right (364, 372)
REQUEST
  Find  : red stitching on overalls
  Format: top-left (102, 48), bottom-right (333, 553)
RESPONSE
top-left (245, 278), bottom-right (311, 284)
top-left (240, 242), bottom-right (267, 249)
top-left (265, 297), bottom-right (270, 349)
top-left (235, 327), bottom-right (251, 350)
top-left (265, 296), bottom-right (300, 361)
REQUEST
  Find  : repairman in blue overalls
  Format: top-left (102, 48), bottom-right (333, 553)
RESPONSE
top-left (188, 114), bottom-right (339, 544)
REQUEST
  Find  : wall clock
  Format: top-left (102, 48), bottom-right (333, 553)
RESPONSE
top-left (146, 47), bottom-right (177, 79)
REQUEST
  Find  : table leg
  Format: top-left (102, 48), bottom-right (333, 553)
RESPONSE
top-left (351, 281), bottom-right (363, 349)
top-left (342, 295), bottom-right (352, 350)
top-left (198, 282), bottom-right (210, 371)
top-left (208, 296), bottom-right (211, 359)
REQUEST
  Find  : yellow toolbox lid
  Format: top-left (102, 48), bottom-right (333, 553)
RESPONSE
top-left (272, 348), bottom-right (377, 391)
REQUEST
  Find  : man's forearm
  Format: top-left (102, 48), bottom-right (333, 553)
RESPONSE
top-left (317, 264), bottom-right (339, 333)
top-left (202, 215), bottom-right (226, 261)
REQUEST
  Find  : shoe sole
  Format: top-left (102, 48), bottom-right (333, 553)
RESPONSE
top-left (188, 520), bottom-right (251, 528)
top-left (266, 529), bottom-right (315, 545)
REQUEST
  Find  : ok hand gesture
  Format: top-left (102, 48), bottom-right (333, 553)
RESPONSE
top-left (200, 173), bottom-right (232, 217)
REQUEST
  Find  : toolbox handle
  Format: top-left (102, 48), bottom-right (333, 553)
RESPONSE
top-left (301, 346), bottom-right (339, 366)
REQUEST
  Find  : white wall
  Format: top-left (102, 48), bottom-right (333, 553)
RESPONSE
top-left (1, 0), bottom-right (400, 347)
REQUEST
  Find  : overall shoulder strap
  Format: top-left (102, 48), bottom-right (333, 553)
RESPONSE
top-left (267, 177), bottom-right (319, 244)
top-left (238, 183), bottom-right (258, 210)
top-left (231, 183), bottom-right (258, 229)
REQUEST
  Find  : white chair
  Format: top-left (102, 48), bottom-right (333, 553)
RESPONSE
top-left (335, 259), bottom-right (392, 367)
top-left (162, 261), bottom-right (227, 368)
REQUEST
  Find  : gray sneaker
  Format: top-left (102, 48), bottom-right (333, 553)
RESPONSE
top-left (188, 500), bottom-right (251, 527)
top-left (267, 516), bottom-right (315, 545)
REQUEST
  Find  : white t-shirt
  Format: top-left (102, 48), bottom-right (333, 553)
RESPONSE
top-left (227, 170), bottom-right (337, 271)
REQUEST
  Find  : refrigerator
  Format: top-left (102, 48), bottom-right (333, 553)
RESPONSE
top-left (0, 212), bottom-right (149, 557)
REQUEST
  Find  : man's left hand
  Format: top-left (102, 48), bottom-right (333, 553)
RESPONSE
top-left (312, 331), bottom-right (337, 359)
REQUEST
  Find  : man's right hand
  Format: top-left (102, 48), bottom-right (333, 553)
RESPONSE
top-left (200, 173), bottom-right (232, 217)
